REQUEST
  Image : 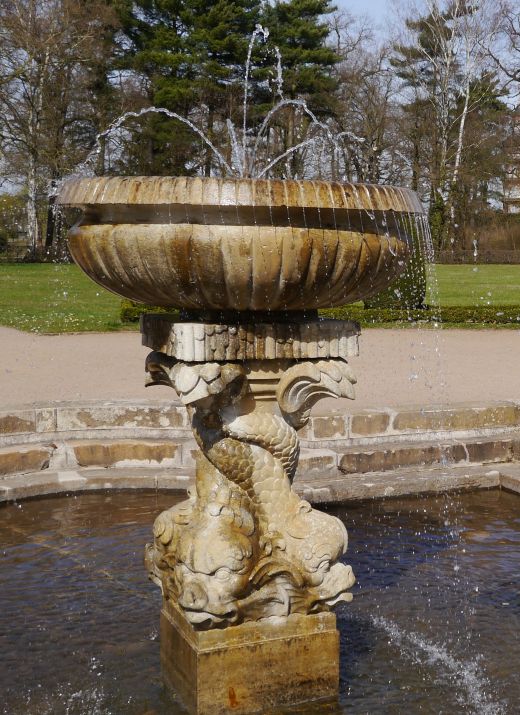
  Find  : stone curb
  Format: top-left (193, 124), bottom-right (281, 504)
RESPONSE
top-left (2, 401), bottom-right (520, 481)
top-left (3, 434), bottom-right (519, 480)
top-left (0, 401), bottom-right (191, 441)
top-left (0, 403), bottom-right (520, 481)
top-left (0, 438), bottom-right (195, 477)
top-left (300, 465), bottom-right (504, 503)
top-left (2, 401), bottom-right (519, 447)
top-left (1, 463), bottom-right (519, 504)
top-left (337, 434), bottom-right (520, 475)
top-left (0, 467), bottom-right (193, 502)
top-left (303, 402), bottom-right (520, 441)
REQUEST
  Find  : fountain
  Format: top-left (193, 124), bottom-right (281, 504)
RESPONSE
top-left (2, 18), bottom-right (518, 712)
top-left (48, 20), bottom-right (433, 713)
top-left (56, 174), bottom-right (421, 714)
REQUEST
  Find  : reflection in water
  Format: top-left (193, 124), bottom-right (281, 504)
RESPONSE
top-left (0, 489), bottom-right (518, 714)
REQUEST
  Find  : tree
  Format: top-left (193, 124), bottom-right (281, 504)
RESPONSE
top-left (392, 0), bottom-right (501, 250)
top-left (487, 0), bottom-right (520, 97)
top-left (263, 0), bottom-right (338, 105)
top-left (392, 2), bottom-right (463, 242)
top-left (261, 0), bottom-right (339, 177)
top-left (334, 42), bottom-right (403, 185)
top-left (0, 193), bottom-right (25, 256)
top-left (449, 75), bottom-right (509, 245)
top-left (0, 0), bottom-right (119, 255)
top-left (113, 0), bottom-right (262, 176)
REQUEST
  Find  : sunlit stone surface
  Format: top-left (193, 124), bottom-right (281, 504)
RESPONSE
top-left (58, 177), bottom-right (416, 310)
top-left (58, 176), bottom-right (420, 714)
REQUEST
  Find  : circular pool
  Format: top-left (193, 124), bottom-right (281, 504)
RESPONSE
top-left (1, 489), bottom-right (518, 714)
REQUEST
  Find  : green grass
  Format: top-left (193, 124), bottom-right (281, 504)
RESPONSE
top-left (0, 264), bottom-right (127, 333)
top-left (428, 264), bottom-right (520, 306)
top-left (0, 263), bottom-right (520, 333)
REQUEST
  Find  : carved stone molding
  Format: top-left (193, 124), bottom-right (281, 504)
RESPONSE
top-left (141, 315), bottom-right (359, 362)
top-left (277, 359), bottom-right (357, 429)
top-left (145, 350), bottom-right (357, 630)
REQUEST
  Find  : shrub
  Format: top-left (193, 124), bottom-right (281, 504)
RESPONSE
top-left (120, 299), bottom-right (175, 323)
top-left (0, 227), bottom-right (8, 253)
top-left (321, 305), bottom-right (520, 326)
top-left (121, 299), bottom-right (520, 327)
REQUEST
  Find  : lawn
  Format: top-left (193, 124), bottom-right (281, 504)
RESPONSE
top-left (427, 264), bottom-right (520, 306)
top-left (0, 263), bottom-right (124, 333)
top-left (0, 263), bottom-right (519, 333)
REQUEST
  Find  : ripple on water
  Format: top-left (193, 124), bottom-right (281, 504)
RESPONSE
top-left (0, 489), bottom-right (518, 714)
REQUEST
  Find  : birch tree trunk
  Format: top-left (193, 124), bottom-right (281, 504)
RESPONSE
top-left (445, 80), bottom-right (470, 242)
top-left (26, 155), bottom-right (39, 255)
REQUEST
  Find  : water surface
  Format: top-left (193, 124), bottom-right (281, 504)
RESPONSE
top-left (0, 489), bottom-right (518, 714)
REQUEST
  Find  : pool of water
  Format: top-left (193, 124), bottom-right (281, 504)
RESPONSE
top-left (0, 489), bottom-right (518, 714)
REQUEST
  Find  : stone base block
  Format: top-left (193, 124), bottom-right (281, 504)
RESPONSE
top-left (160, 601), bottom-right (340, 715)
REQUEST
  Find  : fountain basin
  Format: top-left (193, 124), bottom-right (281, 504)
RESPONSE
top-left (57, 177), bottom-right (421, 311)
top-left (1, 489), bottom-right (518, 714)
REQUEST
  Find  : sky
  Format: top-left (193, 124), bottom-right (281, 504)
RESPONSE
top-left (335, 0), bottom-right (393, 24)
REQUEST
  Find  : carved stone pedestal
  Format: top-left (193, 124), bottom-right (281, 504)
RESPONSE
top-left (161, 600), bottom-right (339, 715)
top-left (143, 316), bottom-right (359, 714)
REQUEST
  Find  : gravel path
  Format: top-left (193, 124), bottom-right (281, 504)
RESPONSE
top-left (1, 326), bottom-right (519, 411)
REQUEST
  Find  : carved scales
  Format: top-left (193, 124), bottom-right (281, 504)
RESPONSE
top-left (144, 318), bottom-right (358, 629)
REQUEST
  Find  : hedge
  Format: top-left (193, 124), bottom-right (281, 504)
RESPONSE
top-left (121, 299), bottom-right (520, 327)
top-left (321, 305), bottom-right (520, 326)
top-left (120, 299), bottom-right (176, 323)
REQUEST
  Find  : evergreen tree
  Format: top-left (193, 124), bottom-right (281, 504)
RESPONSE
top-left (262, 0), bottom-right (338, 106)
top-left (260, 0), bottom-right (339, 177)
top-left (112, 0), bottom-right (340, 177)
top-left (113, 0), bottom-right (261, 175)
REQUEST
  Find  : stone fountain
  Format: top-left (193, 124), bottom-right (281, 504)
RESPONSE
top-left (58, 175), bottom-right (420, 714)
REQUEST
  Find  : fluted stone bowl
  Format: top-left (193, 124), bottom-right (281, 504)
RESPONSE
top-left (58, 177), bottom-right (422, 311)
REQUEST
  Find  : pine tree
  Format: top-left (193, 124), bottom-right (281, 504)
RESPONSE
top-left (262, 0), bottom-right (338, 106)
top-left (260, 0), bottom-right (339, 177)
top-left (113, 0), bottom-right (261, 175)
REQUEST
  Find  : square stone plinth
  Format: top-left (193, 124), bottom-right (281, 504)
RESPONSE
top-left (160, 601), bottom-right (340, 715)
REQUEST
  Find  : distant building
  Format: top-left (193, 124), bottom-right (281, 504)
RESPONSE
top-left (503, 107), bottom-right (520, 214)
